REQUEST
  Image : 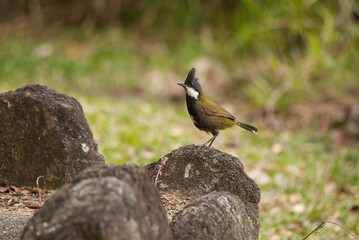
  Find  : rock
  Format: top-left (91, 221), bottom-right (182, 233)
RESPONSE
top-left (0, 209), bottom-right (33, 240)
top-left (171, 191), bottom-right (258, 240)
top-left (144, 145), bottom-right (260, 210)
top-left (0, 84), bottom-right (104, 188)
top-left (21, 164), bottom-right (172, 240)
top-left (144, 145), bottom-right (260, 238)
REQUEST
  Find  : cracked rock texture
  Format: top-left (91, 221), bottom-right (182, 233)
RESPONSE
top-left (0, 84), bottom-right (104, 188)
top-left (21, 164), bottom-right (172, 240)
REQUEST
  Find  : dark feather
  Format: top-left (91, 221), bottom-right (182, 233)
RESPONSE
top-left (185, 68), bottom-right (196, 85)
top-left (236, 122), bottom-right (258, 134)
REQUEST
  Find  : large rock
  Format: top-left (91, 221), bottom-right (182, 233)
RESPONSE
top-left (0, 84), bottom-right (104, 188)
top-left (21, 164), bottom-right (172, 240)
top-left (144, 145), bottom-right (260, 238)
top-left (171, 191), bottom-right (258, 240)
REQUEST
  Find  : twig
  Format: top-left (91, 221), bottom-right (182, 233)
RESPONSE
top-left (326, 221), bottom-right (359, 239)
top-left (36, 175), bottom-right (46, 193)
top-left (303, 220), bottom-right (359, 240)
top-left (154, 157), bottom-right (168, 187)
top-left (31, 176), bottom-right (45, 204)
top-left (36, 176), bottom-right (44, 202)
top-left (302, 221), bottom-right (326, 240)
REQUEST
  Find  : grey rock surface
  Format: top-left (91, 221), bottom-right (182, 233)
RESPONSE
top-left (145, 144), bottom-right (260, 205)
top-left (21, 164), bottom-right (172, 240)
top-left (145, 145), bottom-right (260, 239)
top-left (171, 191), bottom-right (258, 240)
top-left (0, 84), bottom-right (104, 188)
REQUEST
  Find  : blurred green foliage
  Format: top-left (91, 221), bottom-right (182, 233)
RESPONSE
top-left (119, 0), bottom-right (359, 110)
top-left (1, 0), bottom-right (358, 113)
top-left (0, 1), bottom-right (358, 238)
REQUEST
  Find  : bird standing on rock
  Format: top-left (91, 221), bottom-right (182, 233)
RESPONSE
top-left (177, 68), bottom-right (258, 147)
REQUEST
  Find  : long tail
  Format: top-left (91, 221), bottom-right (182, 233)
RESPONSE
top-left (236, 121), bottom-right (258, 134)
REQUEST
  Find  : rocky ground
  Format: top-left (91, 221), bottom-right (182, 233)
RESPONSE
top-left (0, 185), bottom-right (52, 240)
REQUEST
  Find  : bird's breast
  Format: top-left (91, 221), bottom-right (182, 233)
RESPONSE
top-left (185, 96), bottom-right (217, 132)
top-left (186, 96), bottom-right (201, 122)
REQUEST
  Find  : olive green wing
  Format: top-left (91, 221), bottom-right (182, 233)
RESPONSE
top-left (199, 98), bottom-right (236, 121)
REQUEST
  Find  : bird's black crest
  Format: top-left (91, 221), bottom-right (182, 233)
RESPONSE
top-left (185, 68), bottom-right (196, 85)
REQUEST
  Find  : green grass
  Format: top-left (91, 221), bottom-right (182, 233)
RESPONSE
top-left (0, 26), bottom-right (358, 239)
top-left (76, 95), bottom-right (358, 239)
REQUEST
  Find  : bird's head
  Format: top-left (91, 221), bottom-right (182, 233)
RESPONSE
top-left (177, 68), bottom-right (203, 100)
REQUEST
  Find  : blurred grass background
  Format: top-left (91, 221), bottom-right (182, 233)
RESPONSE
top-left (0, 0), bottom-right (358, 239)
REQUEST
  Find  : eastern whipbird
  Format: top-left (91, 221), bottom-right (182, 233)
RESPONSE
top-left (177, 68), bottom-right (258, 147)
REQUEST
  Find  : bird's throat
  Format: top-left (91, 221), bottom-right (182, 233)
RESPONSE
top-left (185, 86), bottom-right (199, 100)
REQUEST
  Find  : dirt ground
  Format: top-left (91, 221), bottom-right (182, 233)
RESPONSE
top-left (0, 186), bottom-right (52, 240)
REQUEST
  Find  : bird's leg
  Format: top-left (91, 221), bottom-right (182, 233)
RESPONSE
top-left (208, 133), bottom-right (218, 147)
top-left (203, 137), bottom-right (214, 146)
top-left (203, 131), bottom-right (219, 147)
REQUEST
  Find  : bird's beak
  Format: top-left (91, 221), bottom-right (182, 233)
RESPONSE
top-left (177, 82), bottom-right (185, 87)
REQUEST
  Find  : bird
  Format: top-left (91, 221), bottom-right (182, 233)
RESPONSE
top-left (177, 68), bottom-right (258, 147)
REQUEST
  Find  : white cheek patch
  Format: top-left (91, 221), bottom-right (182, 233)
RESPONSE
top-left (185, 86), bottom-right (199, 99)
